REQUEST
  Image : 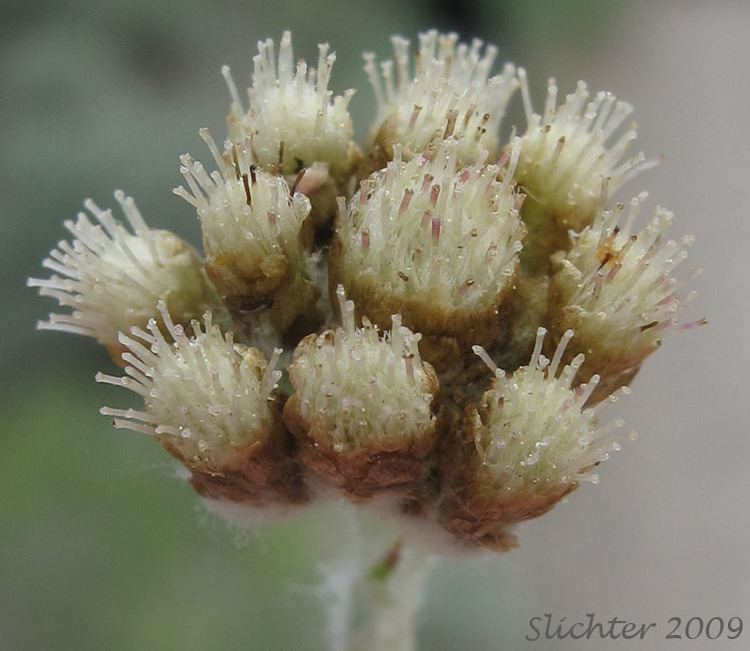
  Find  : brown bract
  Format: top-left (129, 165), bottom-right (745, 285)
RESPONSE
top-left (329, 238), bottom-right (517, 372)
top-left (284, 393), bottom-right (438, 499)
top-left (207, 251), bottom-right (319, 334)
top-left (163, 411), bottom-right (308, 506)
top-left (206, 250), bottom-right (288, 305)
top-left (517, 194), bottom-right (593, 275)
top-left (282, 331), bottom-right (440, 499)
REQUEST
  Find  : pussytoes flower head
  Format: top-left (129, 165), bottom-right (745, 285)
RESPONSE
top-left (513, 70), bottom-right (658, 271)
top-left (284, 286), bottom-right (439, 497)
top-left (223, 31), bottom-right (358, 181)
top-left (439, 327), bottom-right (632, 549)
top-left (175, 131), bottom-right (318, 331)
top-left (549, 193), bottom-right (700, 400)
top-left (332, 137), bottom-right (525, 349)
top-left (97, 302), bottom-right (306, 503)
top-left (515, 70), bottom-right (656, 224)
top-left (364, 30), bottom-right (518, 167)
top-left (28, 192), bottom-right (217, 361)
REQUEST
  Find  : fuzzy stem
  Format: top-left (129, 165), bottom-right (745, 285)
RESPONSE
top-left (319, 506), bottom-right (434, 651)
top-left (347, 541), bottom-right (433, 651)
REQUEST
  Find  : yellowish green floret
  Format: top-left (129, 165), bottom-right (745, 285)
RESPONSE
top-left (364, 30), bottom-right (518, 165)
top-left (333, 137), bottom-right (525, 345)
top-left (223, 31), bottom-right (358, 180)
top-left (438, 327), bottom-right (632, 550)
top-left (27, 192), bottom-right (216, 358)
top-left (97, 301), bottom-right (283, 471)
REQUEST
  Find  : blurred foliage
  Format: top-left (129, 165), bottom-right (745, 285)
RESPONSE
top-left (1, 1), bottom-right (613, 648)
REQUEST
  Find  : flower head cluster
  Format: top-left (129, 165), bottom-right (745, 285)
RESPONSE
top-left (224, 31), bottom-right (358, 180)
top-left (365, 30), bottom-right (518, 166)
top-left (28, 192), bottom-right (216, 358)
top-left (30, 30), bottom-right (701, 551)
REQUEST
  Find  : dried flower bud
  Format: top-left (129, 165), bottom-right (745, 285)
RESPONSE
top-left (364, 30), bottom-right (517, 168)
top-left (28, 192), bottom-right (218, 362)
top-left (97, 302), bottom-right (306, 504)
top-left (514, 70), bottom-right (657, 271)
top-left (174, 133), bottom-right (319, 333)
top-left (223, 31), bottom-right (358, 183)
top-left (283, 286), bottom-right (439, 498)
top-left (439, 327), bottom-right (631, 549)
top-left (549, 194), bottom-right (701, 401)
top-left (331, 138), bottom-right (525, 362)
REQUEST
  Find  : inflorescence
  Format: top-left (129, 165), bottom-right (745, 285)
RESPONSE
top-left (30, 30), bottom-right (701, 551)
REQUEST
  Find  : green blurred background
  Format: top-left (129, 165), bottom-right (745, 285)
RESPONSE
top-left (3, 1), bottom-right (749, 649)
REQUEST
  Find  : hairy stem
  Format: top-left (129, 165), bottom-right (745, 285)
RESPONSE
top-left (347, 541), bottom-right (433, 651)
top-left (319, 507), bottom-right (434, 651)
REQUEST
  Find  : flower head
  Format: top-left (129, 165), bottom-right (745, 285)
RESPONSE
top-left (440, 327), bottom-right (631, 548)
top-left (332, 138), bottom-right (525, 347)
top-left (97, 301), bottom-right (305, 503)
top-left (175, 131), bottom-right (318, 331)
top-left (513, 70), bottom-right (658, 271)
top-left (28, 192), bottom-right (216, 359)
top-left (283, 286), bottom-right (438, 496)
top-left (549, 193), bottom-right (701, 399)
top-left (364, 30), bottom-right (517, 166)
top-left (223, 31), bottom-right (358, 180)
top-left (515, 70), bottom-right (656, 224)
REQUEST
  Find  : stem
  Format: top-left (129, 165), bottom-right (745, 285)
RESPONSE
top-left (318, 506), bottom-right (434, 651)
top-left (348, 542), bottom-right (433, 651)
